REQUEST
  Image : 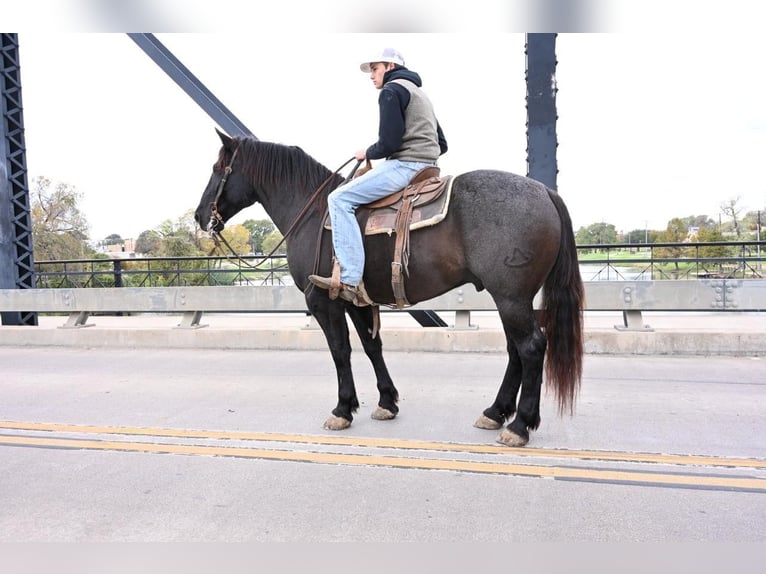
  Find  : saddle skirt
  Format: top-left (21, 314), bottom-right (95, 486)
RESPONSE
top-left (324, 173), bottom-right (455, 236)
top-left (323, 167), bottom-right (455, 310)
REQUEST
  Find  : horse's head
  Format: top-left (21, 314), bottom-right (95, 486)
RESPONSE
top-left (194, 129), bottom-right (253, 233)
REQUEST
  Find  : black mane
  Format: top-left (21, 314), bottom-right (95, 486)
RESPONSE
top-left (217, 138), bottom-right (334, 192)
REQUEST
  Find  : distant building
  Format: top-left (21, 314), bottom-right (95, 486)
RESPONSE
top-left (103, 238), bottom-right (136, 257)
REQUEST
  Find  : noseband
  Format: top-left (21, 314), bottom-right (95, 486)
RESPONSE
top-left (207, 146), bottom-right (240, 233)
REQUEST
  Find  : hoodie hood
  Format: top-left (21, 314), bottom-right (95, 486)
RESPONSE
top-left (383, 67), bottom-right (423, 87)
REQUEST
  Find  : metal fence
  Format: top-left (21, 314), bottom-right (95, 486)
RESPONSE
top-left (576, 241), bottom-right (764, 281)
top-left (33, 255), bottom-right (291, 289)
top-left (32, 241), bottom-right (766, 289)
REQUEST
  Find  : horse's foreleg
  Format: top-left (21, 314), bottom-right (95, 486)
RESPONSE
top-left (307, 296), bottom-right (359, 430)
top-left (347, 306), bottom-right (399, 420)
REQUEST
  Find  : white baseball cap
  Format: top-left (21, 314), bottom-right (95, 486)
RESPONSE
top-left (360, 48), bottom-right (405, 73)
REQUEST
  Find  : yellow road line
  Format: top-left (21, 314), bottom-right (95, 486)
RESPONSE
top-left (1, 434), bottom-right (764, 491)
top-left (1, 420), bottom-right (764, 469)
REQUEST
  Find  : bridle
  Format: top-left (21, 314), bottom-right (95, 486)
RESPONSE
top-left (206, 145), bottom-right (362, 270)
top-left (207, 146), bottom-right (240, 234)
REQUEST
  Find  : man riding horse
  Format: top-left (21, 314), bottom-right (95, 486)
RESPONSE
top-left (308, 47), bottom-right (448, 306)
top-left (195, 47), bottom-right (583, 446)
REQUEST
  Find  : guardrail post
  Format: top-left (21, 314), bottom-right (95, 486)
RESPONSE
top-left (615, 310), bottom-right (653, 332)
top-left (60, 311), bottom-right (93, 329)
top-left (452, 310), bottom-right (478, 330)
top-left (175, 311), bottom-right (207, 329)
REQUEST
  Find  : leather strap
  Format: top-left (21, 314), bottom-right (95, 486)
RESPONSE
top-left (329, 259), bottom-right (341, 300)
top-left (371, 305), bottom-right (380, 339)
top-left (391, 194), bottom-right (416, 309)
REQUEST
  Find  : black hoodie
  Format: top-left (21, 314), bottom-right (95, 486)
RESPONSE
top-left (365, 66), bottom-right (448, 161)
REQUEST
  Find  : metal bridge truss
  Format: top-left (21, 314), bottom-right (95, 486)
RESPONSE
top-left (0, 33), bottom-right (36, 326)
top-left (1, 33), bottom-right (558, 329)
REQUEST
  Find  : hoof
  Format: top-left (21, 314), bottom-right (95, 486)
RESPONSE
top-left (323, 415), bottom-right (351, 431)
top-left (473, 414), bottom-right (503, 430)
top-left (496, 428), bottom-right (529, 447)
top-left (371, 407), bottom-right (396, 420)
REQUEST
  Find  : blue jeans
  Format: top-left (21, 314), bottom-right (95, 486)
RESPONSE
top-left (328, 159), bottom-right (434, 286)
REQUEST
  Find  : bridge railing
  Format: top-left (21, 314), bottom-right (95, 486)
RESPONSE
top-left (29, 241), bottom-right (766, 289)
top-left (576, 240), bottom-right (765, 281)
top-left (1, 241), bottom-right (764, 332)
top-left (1, 279), bottom-right (764, 332)
top-left (31, 254), bottom-right (291, 289)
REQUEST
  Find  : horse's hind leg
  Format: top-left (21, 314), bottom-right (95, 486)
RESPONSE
top-left (493, 301), bottom-right (547, 447)
top-left (306, 294), bottom-right (359, 430)
top-left (474, 344), bottom-right (522, 430)
top-left (346, 306), bottom-right (399, 420)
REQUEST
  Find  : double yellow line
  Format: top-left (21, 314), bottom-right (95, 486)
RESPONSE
top-left (2, 421), bottom-right (765, 491)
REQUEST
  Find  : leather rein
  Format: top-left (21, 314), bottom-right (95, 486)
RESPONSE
top-left (207, 147), bottom-right (361, 270)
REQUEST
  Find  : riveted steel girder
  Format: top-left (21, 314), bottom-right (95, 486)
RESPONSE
top-left (1, 33), bottom-right (37, 325)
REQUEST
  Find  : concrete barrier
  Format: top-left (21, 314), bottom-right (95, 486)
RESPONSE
top-left (1, 281), bottom-right (764, 355)
top-left (1, 279), bottom-right (764, 329)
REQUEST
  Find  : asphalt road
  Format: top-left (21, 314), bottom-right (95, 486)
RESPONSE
top-left (1, 346), bottom-right (765, 542)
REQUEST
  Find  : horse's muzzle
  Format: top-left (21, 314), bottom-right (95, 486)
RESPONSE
top-left (207, 216), bottom-right (224, 233)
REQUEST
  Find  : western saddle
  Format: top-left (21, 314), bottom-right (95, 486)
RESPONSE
top-left (325, 163), bottom-right (453, 309)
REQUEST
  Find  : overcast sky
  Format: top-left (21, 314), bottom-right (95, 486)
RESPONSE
top-left (9, 3), bottom-right (766, 240)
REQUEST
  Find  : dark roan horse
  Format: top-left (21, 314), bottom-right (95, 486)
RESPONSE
top-left (195, 130), bottom-right (584, 447)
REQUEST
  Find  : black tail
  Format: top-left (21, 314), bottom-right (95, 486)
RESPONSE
top-left (541, 190), bottom-right (585, 415)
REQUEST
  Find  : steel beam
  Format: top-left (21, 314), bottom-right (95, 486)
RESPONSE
top-left (127, 33), bottom-right (254, 138)
top-left (127, 33), bottom-right (451, 327)
top-left (129, 34), bottom-right (578, 328)
top-left (525, 33), bottom-right (559, 191)
top-left (1, 33), bottom-right (37, 325)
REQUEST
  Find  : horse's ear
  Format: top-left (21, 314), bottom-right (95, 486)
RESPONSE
top-left (215, 127), bottom-right (233, 149)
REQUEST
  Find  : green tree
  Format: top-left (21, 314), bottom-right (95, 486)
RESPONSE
top-left (198, 224), bottom-right (253, 256)
top-left (262, 229), bottom-right (286, 255)
top-left (680, 214), bottom-right (716, 230)
top-left (624, 227), bottom-right (650, 244)
top-left (696, 226), bottom-right (731, 255)
top-left (654, 218), bottom-right (693, 277)
top-left (173, 209), bottom-right (215, 254)
top-left (155, 218), bottom-right (198, 257)
top-left (658, 218), bottom-right (688, 242)
top-left (135, 229), bottom-right (162, 255)
top-left (30, 176), bottom-right (93, 261)
top-left (695, 227), bottom-right (735, 276)
top-left (575, 222), bottom-right (618, 245)
top-left (103, 233), bottom-right (123, 246)
top-left (242, 218), bottom-right (276, 254)
top-left (222, 224), bottom-right (252, 255)
top-left (158, 232), bottom-right (198, 257)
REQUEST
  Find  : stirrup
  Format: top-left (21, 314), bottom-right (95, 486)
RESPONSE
top-left (308, 276), bottom-right (374, 307)
top-left (329, 259), bottom-right (341, 300)
top-left (308, 260), bottom-right (341, 300)
top-left (340, 281), bottom-right (374, 307)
